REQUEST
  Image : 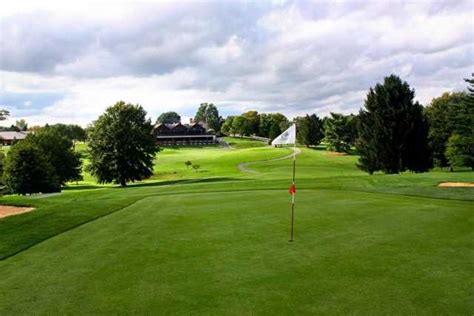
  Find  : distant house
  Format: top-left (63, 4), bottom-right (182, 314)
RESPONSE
top-left (0, 131), bottom-right (29, 145)
top-left (153, 119), bottom-right (216, 146)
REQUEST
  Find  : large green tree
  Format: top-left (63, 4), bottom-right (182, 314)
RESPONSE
top-left (3, 141), bottom-right (60, 194)
top-left (357, 75), bottom-right (432, 174)
top-left (268, 122), bottom-right (282, 141)
top-left (156, 111), bottom-right (181, 124)
top-left (264, 113), bottom-right (289, 140)
top-left (425, 92), bottom-right (468, 167)
top-left (241, 111), bottom-right (260, 135)
top-left (48, 124), bottom-right (87, 146)
top-left (273, 113), bottom-right (290, 132)
top-left (26, 127), bottom-right (82, 185)
top-left (220, 116), bottom-right (236, 136)
top-left (258, 113), bottom-right (273, 138)
top-left (324, 113), bottom-right (357, 153)
top-left (445, 133), bottom-right (473, 169)
top-left (194, 103), bottom-right (221, 131)
top-left (442, 74), bottom-right (474, 170)
top-left (231, 116), bottom-right (251, 137)
top-left (296, 114), bottom-right (324, 147)
top-left (87, 101), bottom-right (158, 186)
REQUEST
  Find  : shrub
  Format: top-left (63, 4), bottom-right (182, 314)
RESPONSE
top-left (3, 141), bottom-right (60, 195)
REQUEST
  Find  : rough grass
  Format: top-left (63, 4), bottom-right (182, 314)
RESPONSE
top-left (0, 140), bottom-right (472, 314)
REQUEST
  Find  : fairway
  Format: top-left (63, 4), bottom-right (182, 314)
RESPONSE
top-left (0, 140), bottom-right (473, 314)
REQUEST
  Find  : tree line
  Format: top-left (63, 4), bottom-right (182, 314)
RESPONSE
top-left (0, 73), bottom-right (471, 194)
top-left (214, 74), bottom-right (473, 174)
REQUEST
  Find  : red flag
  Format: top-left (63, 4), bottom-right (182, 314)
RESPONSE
top-left (289, 183), bottom-right (296, 194)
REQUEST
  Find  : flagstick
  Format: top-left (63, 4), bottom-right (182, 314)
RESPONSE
top-left (290, 142), bottom-right (296, 242)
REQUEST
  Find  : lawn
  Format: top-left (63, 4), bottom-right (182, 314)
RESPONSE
top-left (0, 138), bottom-right (472, 314)
top-left (223, 136), bottom-right (269, 149)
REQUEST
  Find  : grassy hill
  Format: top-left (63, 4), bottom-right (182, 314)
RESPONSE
top-left (0, 138), bottom-right (472, 314)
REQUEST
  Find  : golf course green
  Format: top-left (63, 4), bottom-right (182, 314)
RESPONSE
top-left (0, 137), bottom-right (472, 314)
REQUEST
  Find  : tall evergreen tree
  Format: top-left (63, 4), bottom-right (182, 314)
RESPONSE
top-left (296, 114), bottom-right (324, 147)
top-left (401, 104), bottom-right (432, 172)
top-left (463, 73), bottom-right (474, 135)
top-left (464, 73), bottom-right (474, 106)
top-left (87, 101), bottom-right (158, 186)
top-left (356, 75), bottom-right (432, 174)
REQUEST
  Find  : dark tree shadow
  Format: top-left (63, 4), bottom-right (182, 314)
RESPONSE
top-left (62, 177), bottom-right (248, 191)
top-left (62, 185), bottom-right (104, 191)
top-left (305, 144), bottom-right (359, 155)
top-left (115, 177), bottom-right (247, 189)
top-left (161, 144), bottom-right (219, 150)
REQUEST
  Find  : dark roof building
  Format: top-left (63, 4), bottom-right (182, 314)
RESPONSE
top-left (0, 131), bottom-right (29, 145)
top-left (153, 120), bottom-right (216, 146)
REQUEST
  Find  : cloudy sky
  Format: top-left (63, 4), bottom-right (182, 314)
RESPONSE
top-left (0, 0), bottom-right (473, 126)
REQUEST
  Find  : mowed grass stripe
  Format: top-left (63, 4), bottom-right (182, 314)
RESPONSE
top-left (0, 190), bottom-right (471, 314)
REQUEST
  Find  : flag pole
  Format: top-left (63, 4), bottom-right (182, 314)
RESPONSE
top-left (271, 124), bottom-right (297, 242)
top-left (290, 131), bottom-right (296, 242)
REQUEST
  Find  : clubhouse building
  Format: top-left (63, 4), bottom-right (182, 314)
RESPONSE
top-left (0, 131), bottom-right (29, 145)
top-left (153, 120), bottom-right (216, 146)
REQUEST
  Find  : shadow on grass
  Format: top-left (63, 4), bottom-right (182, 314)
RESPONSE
top-left (62, 184), bottom-right (104, 191)
top-left (62, 176), bottom-right (247, 192)
top-left (161, 144), bottom-right (219, 150)
top-left (305, 144), bottom-right (359, 155)
top-left (305, 144), bottom-right (327, 151)
top-left (123, 177), bottom-right (247, 189)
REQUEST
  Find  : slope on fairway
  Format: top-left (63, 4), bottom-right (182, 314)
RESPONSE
top-left (0, 144), bottom-right (288, 260)
top-left (150, 143), bottom-right (289, 181)
top-left (0, 189), bottom-right (472, 314)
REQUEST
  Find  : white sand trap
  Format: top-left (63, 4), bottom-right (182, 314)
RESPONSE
top-left (324, 151), bottom-right (347, 156)
top-left (0, 205), bottom-right (35, 219)
top-left (438, 182), bottom-right (474, 188)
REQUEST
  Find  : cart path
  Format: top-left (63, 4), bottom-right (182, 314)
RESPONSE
top-left (238, 147), bottom-right (301, 173)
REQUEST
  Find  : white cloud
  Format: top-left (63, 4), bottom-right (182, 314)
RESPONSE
top-left (0, 0), bottom-right (472, 126)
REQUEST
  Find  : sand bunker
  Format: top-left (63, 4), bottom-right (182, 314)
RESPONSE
top-left (437, 182), bottom-right (474, 188)
top-left (324, 151), bottom-right (348, 156)
top-left (0, 205), bottom-right (35, 219)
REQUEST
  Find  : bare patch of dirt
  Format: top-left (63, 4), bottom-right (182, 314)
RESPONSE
top-left (0, 205), bottom-right (35, 219)
top-left (325, 151), bottom-right (348, 156)
top-left (437, 182), bottom-right (474, 188)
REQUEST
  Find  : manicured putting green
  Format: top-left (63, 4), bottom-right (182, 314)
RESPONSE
top-left (0, 190), bottom-right (472, 314)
